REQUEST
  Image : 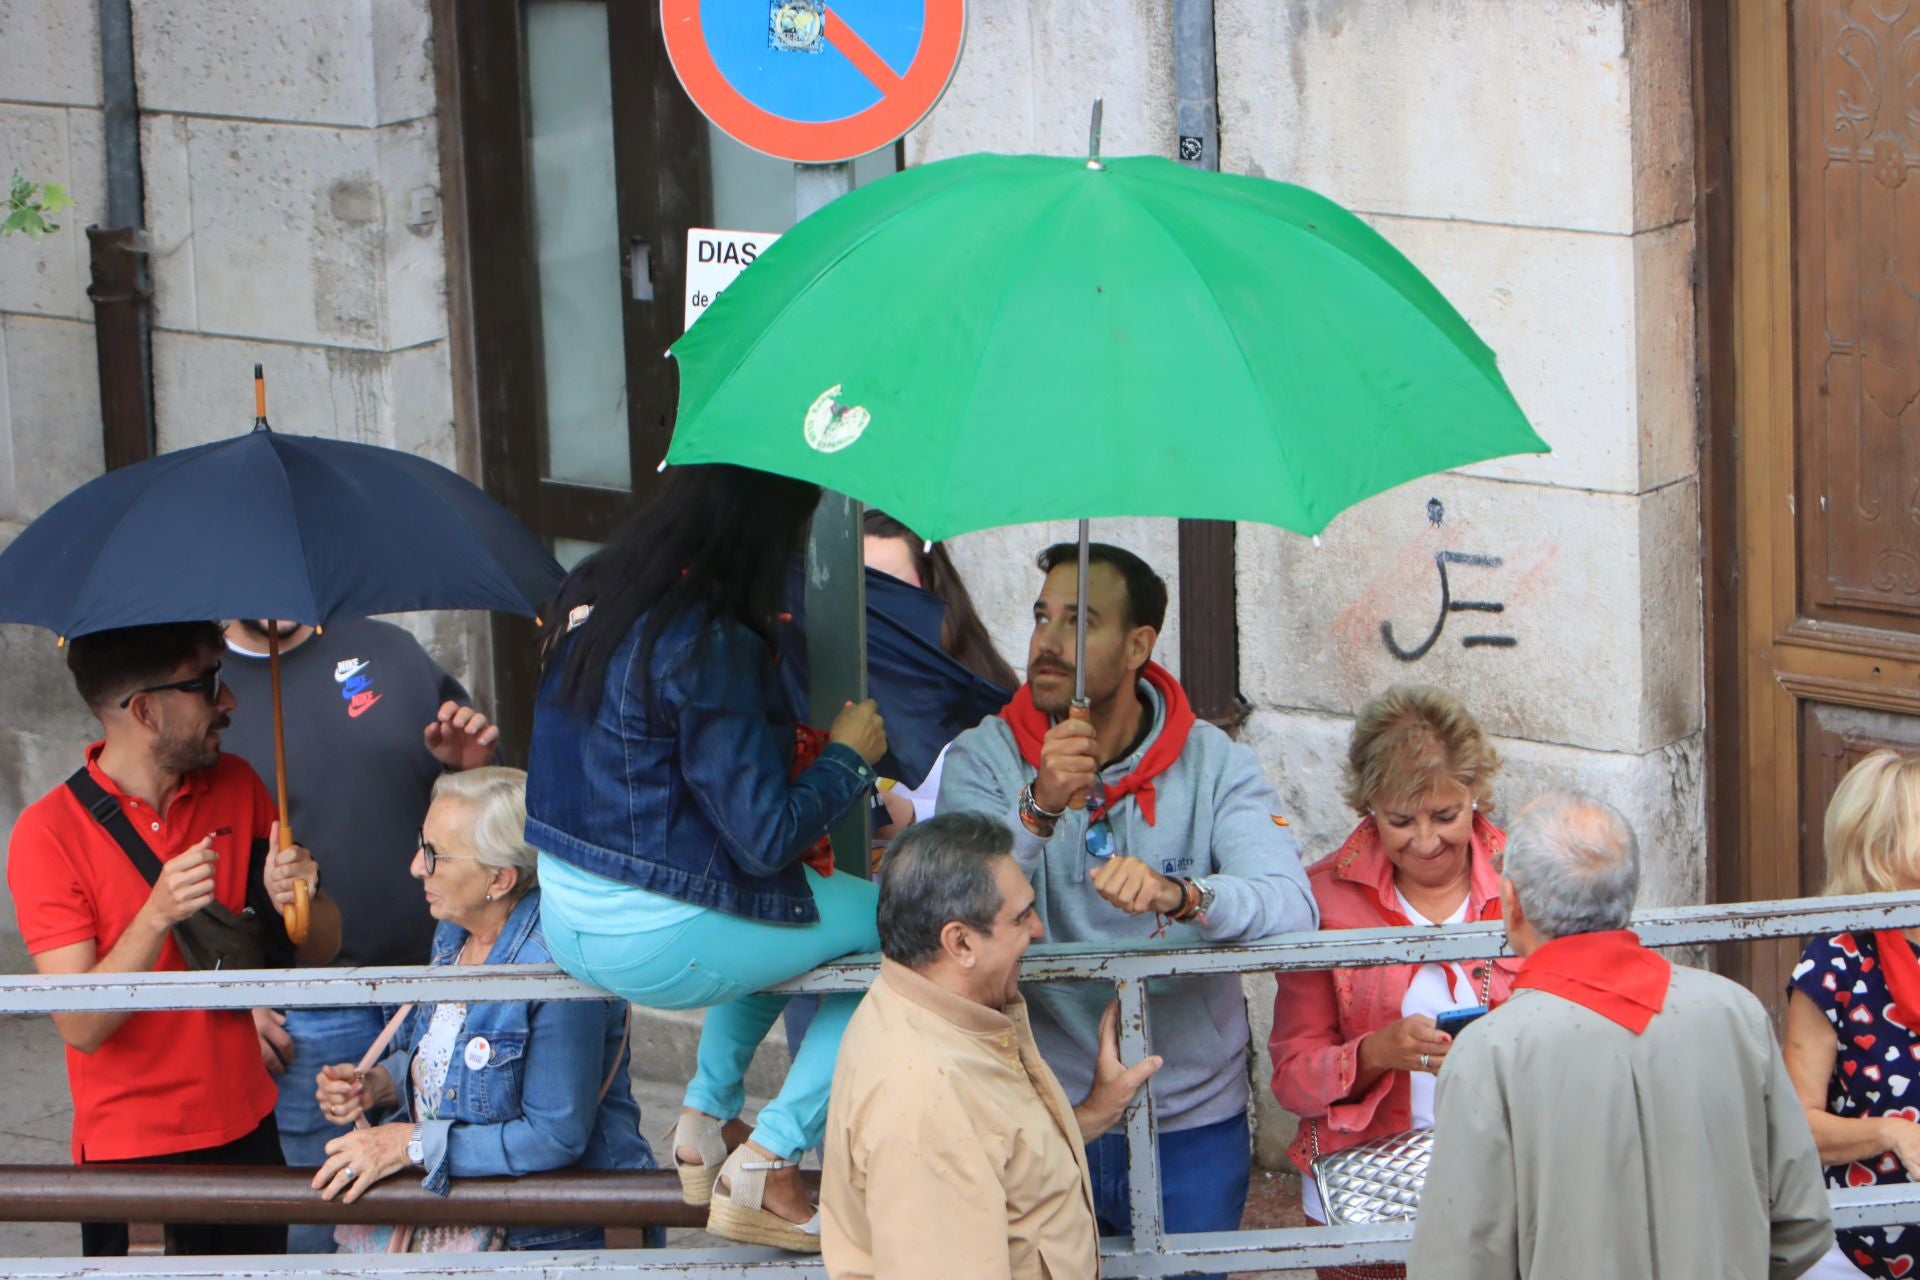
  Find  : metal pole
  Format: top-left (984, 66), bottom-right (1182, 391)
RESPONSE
top-left (1114, 976), bottom-right (1165, 1254)
top-left (1172, 0), bottom-right (1238, 724)
top-left (1073, 518), bottom-right (1091, 704)
top-left (798, 161), bottom-right (871, 875)
top-left (1172, 0), bottom-right (1219, 172)
top-left (90, 0), bottom-right (155, 470)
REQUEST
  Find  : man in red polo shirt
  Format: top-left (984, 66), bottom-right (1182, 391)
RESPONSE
top-left (7, 620), bottom-right (342, 1256)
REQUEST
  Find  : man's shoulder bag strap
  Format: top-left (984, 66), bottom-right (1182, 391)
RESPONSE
top-left (64, 767), bottom-right (166, 884)
top-left (61, 767), bottom-right (275, 971)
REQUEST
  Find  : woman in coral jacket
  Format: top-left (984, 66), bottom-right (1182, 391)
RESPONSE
top-left (1269, 685), bottom-right (1519, 1280)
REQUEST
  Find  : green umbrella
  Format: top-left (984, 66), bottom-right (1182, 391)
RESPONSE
top-left (668, 149), bottom-right (1546, 541)
top-left (667, 143), bottom-right (1547, 700)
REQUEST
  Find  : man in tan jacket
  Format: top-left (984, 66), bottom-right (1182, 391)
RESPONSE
top-left (1410, 791), bottom-right (1833, 1280)
top-left (822, 813), bottom-right (1162, 1280)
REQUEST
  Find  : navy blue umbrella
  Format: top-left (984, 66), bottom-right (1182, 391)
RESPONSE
top-left (0, 422), bottom-right (561, 639)
top-left (780, 566), bottom-right (1011, 789)
top-left (0, 375), bottom-right (563, 944)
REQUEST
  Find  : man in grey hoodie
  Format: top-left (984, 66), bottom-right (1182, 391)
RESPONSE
top-left (938, 542), bottom-right (1317, 1257)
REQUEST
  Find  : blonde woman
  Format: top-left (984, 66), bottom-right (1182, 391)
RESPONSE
top-left (1269, 686), bottom-right (1519, 1277)
top-left (1784, 751), bottom-right (1920, 1280)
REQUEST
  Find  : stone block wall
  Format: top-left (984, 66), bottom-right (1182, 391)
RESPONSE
top-left (0, 0), bottom-right (476, 965)
top-left (912, 0), bottom-right (1704, 1169)
top-left (0, 0), bottom-right (115, 970)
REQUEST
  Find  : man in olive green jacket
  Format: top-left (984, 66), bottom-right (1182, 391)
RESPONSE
top-left (1410, 792), bottom-right (1832, 1280)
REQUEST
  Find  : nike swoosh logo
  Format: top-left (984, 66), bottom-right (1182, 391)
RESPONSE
top-left (334, 659), bottom-right (370, 683)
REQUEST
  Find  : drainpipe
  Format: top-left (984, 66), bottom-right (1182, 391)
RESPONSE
top-left (88, 0), bottom-right (156, 471)
top-left (1172, 0), bottom-right (1240, 725)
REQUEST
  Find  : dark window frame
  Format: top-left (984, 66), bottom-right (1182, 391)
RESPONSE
top-left (434, 0), bottom-right (709, 760)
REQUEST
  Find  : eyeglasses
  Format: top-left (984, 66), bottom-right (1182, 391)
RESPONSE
top-left (119, 663), bottom-right (223, 709)
top-left (417, 829), bottom-right (483, 876)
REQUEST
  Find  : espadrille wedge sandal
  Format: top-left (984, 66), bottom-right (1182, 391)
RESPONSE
top-left (706, 1146), bottom-right (822, 1253)
top-left (672, 1111), bottom-right (730, 1206)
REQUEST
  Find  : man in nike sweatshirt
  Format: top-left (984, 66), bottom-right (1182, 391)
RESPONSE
top-left (938, 542), bottom-right (1317, 1260)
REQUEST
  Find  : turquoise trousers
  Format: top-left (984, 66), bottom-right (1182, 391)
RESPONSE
top-left (538, 854), bottom-right (878, 1160)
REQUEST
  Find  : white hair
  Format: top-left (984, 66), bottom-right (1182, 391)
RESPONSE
top-left (1502, 790), bottom-right (1640, 939)
top-left (430, 766), bottom-right (538, 894)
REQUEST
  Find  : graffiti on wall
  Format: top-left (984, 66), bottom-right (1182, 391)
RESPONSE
top-left (1378, 499), bottom-right (1518, 660)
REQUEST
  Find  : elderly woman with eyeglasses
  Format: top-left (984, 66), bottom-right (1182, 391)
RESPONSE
top-left (1269, 686), bottom-right (1518, 1277)
top-left (310, 767), bottom-right (657, 1252)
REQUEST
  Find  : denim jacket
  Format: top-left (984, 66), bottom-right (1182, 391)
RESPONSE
top-left (375, 890), bottom-right (655, 1251)
top-left (524, 609), bottom-right (876, 924)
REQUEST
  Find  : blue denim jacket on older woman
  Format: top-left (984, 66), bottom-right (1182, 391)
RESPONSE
top-left (375, 889), bottom-right (655, 1251)
top-left (524, 609), bottom-right (876, 925)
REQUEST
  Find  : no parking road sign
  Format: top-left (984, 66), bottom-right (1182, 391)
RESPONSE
top-left (663, 0), bottom-right (967, 165)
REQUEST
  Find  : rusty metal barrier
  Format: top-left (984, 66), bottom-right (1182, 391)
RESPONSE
top-left (5, 889), bottom-right (1920, 1275)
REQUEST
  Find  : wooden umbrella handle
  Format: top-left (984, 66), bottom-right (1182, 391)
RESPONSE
top-left (283, 859), bottom-right (310, 943)
top-left (267, 625), bottom-right (310, 945)
top-left (1065, 701), bottom-right (1092, 811)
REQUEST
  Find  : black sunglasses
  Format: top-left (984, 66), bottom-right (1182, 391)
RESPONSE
top-left (417, 829), bottom-right (482, 876)
top-left (119, 663), bottom-right (223, 710)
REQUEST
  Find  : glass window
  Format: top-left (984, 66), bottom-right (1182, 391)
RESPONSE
top-left (526, 0), bottom-right (630, 489)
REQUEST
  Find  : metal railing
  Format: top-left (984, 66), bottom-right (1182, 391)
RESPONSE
top-left (5, 889), bottom-right (1920, 1276)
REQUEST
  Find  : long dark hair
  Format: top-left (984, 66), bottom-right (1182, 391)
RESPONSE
top-left (543, 464), bottom-right (822, 713)
top-left (864, 509), bottom-right (1018, 690)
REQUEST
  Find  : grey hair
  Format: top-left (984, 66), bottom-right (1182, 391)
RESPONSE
top-left (876, 813), bottom-right (1013, 967)
top-left (430, 766), bottom-right (538, 896)
top-left (1502, 790), bottom-right (1640, 940)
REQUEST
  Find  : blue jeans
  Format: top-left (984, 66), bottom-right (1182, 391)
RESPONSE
top-left (542, 860), bottom-right (879, 1160)
top-left (1086, 1111), bottom-right (1251, 1280)
top-left (272, 1004), bottom-right (392, 1254)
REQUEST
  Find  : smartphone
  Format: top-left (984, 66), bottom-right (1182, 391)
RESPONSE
top-left (1434, 1005), bottom-right (1489, 1037)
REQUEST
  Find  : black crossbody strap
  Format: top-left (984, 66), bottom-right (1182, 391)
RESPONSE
top-left (64, 767), bottom-right (167, 886)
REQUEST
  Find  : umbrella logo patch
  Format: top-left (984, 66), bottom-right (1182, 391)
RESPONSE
top-left (803, 385), bottom-right (869, 454)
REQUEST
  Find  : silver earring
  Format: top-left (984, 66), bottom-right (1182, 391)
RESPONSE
top-left (484, 892), bottom-right (493, 902)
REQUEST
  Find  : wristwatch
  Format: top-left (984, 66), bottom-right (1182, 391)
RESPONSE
top-left (405, 1125), bottom-right (425, 1169)
top-left (1191, 876), bottom-right (1217, 916)
top-left (1018, 783), bottom-right (1065, 837)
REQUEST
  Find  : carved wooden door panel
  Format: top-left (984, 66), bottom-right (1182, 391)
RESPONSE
top-left (1728, 0), bottom-right (1920, 1008)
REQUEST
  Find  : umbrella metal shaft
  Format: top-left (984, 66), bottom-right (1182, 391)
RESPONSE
top-left (1075, 519), bottom-right (1090, 704)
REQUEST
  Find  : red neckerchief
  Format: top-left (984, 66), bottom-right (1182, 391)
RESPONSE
top-left (1873, 931), bottom-right (1920, 1027)
top-left (791, 724), bottom-right (834, 877)
top-left (1333, 813), bottom-right (1506, 1002)
top-left (998, 662), bottom-right (1194, 826)
top-left (1513, 929), bottom-right (1671, 1033)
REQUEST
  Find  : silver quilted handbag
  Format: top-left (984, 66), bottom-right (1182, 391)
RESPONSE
top-left (1309, 1124), bottom-right (1433, 1224)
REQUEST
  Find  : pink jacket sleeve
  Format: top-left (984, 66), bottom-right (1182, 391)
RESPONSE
top-left (1269, 965), bottom-right (1394, 1132)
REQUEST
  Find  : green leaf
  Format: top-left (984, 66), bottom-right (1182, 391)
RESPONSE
top-left (39, 183), bottom-right (74, 214)
top-left (1, 208), bottom-right (33, 237)
top-left (8, 172), bottom-right (29, 205)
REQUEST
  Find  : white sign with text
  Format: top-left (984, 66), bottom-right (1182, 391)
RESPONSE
top-left (684, 227), bottom-right (782, 330)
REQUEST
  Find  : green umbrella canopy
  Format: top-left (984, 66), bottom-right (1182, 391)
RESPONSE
top-left (667, 152), bottom-right (1546, 541)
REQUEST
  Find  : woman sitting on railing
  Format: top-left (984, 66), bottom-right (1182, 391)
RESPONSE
top-left (1268, 685), bottom-right (1518, 1278)
top-left (1784, 750), bottom-right (1920, 1280)
top-left (308, 767), bottom-right (658, 1252)
top-left (523, 464), bottom-right (889, 1252)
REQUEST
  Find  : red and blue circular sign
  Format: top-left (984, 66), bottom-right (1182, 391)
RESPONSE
top-left (663, 0), bottom-right (966, 165)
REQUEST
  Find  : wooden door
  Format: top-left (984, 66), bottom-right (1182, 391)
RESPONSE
top-left (1725, 0), bottom-right (1920, 1004)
